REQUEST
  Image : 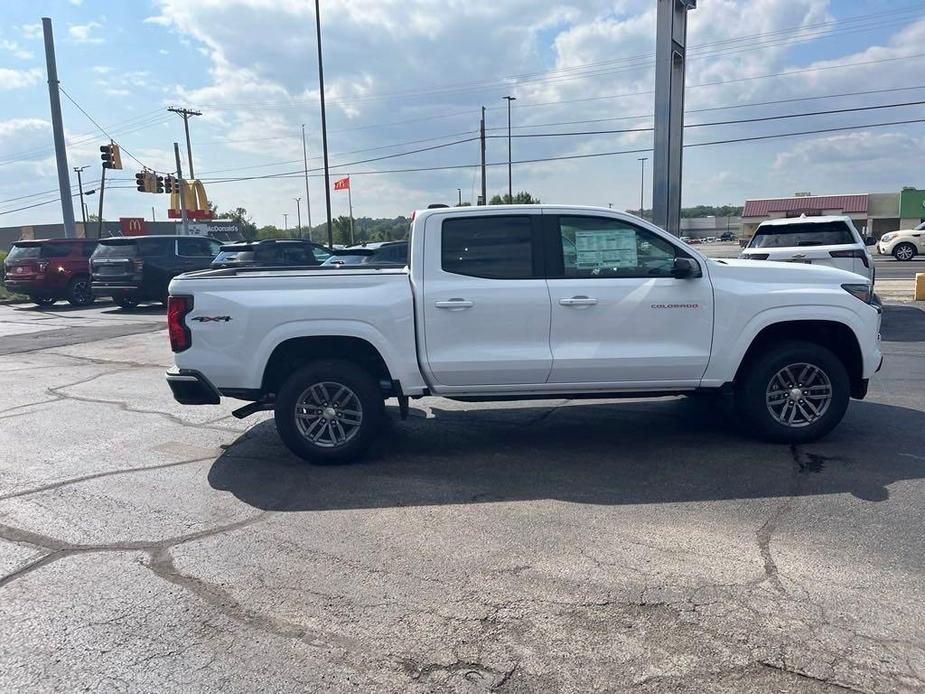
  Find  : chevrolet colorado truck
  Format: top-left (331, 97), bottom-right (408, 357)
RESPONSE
top-left (165, 205), bottom-right (882, 463)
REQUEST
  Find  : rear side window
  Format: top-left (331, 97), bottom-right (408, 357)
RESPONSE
top-left (138, 238), bottom-right (172, 256)
top-left (177, 237), bottom-right (220, 257)
top-left (40, 242), bottom-right (74, 258)
top-left (750, 222), bottom-right (856, 248)
top-left (441, 216), bottom-right (535, 279)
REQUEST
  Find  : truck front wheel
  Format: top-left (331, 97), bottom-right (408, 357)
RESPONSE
top-left (735, 341), bottom-right (849, 443)
top-left (274, 359), bottom-right (385, 464)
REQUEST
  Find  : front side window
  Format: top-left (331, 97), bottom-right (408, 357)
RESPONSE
top-left (441, 215), bottom-right (534, 279)
top-left (312, 245), bottom-right (332, 262)
top-left (558, 216), bottom-right (678, 278)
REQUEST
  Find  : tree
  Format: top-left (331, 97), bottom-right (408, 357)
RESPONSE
top-left (489, 191), bottom-right (541, 205)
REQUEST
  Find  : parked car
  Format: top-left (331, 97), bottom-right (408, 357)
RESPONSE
top-left (321, 241), bottom-right (408, 266)
top-left (740, 215), bottom-right (875, 283)
top-left (2, 238), bottom-right (97, 307)
top-left (877, 221), bottom-right (925, 261)
top-left (720, 231), bottom-right (736, 242)
top-left (91, 235), bottom-right (221, 308)
top-left (166, 205), bottom-right (881, 464)
top-left (211, 239), bottom-right (332, 269)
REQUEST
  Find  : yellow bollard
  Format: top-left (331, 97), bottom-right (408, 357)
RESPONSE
top-left (916, 273), bottom-right (925, 301)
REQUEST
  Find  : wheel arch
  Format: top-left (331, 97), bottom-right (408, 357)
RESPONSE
top-left (734, 320), bottom-right (865, 397)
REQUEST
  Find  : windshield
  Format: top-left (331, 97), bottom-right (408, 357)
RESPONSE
top-left (93, 241), bottom-right (138, 258)
top-left (7, 244), bottom-right (41, 261)
top-left (749, 221), bottom-right (856, 248)
top-left (323, 254), bottom-right (368, 266)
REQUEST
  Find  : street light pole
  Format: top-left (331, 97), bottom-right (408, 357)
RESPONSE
top-left (283, 213), bottom-right (288, 233)
top-left (294, 197), bottom-right (302, 238)
top-left (301, 123), bottom-right (313, 240)
top-left (73, 165), bottom-right (88, 226)
top-left (503, 96), bottom-right (516, 202)
top-left (637, 157), bottom-right (648, 217)
top-left (457, 188), bottom-right (462, 206)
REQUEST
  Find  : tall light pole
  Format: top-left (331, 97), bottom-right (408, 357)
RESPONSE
top-left (637, 157), bottom-right (648, 218)
top-left (503, 96), bottom-right (516, 202)
top-left (314, 0), bottom-right (333, 249)
top-left (283, 213), bottom-right (288, 233)
top-left (457, 188), bottom-right (462, 206)
top-left (73, 165), bottom-right (88, 226)
top-left (294, 197), bottom-right (302, 238)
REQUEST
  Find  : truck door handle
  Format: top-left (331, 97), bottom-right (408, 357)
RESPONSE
top-left (435, 299), bottom-right (474, 310)
top-left (559, 296), bottom-right (598, 306)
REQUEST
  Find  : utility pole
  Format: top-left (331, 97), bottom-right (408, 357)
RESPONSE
top-left (283, 213), bottom-right (288, 233)
top-left (167, 107), bottom-right (201, 179)
top-left (637, 157), bottom-right (648, 218)
top-left (152, 206), bottom-right (156, 222)
top-left (301, 123), bottom-right (313, 240)
top-left (174, 142), bottom-right (189, 236)
top-left (73, 165), bottom-right (88, 226)
top-left (314, 0), bottom-right (333, 249)
top-left (96, 165), bottom-right (106, 239)
top-left (503, 96), bottom-right (516, 203)
top-left (479, 107), bottom-right (487, 205)
top-left (457, 188), bottom-right (462, 206)
top-left (294, 197), bottom-right (302, 238)
top-left (653, 0), bottom-right (695, 235)
top-left (42, 18), bottom-right (76, 239)
top-left (346, 174), bottom-right (355, 244)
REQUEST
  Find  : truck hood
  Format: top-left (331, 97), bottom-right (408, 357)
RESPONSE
top-left (706, 257), bottom-right (869, 284)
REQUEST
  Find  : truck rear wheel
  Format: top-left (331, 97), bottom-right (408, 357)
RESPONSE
top-left (735, 340), bottom-right (849, 444)
top-left (274, 359), bottom-right (384, 464)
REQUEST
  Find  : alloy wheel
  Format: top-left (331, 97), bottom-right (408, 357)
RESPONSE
top-left (294, 381), bottom-right (364, 448)
top-left (765, 362), bottom-right (832, 428)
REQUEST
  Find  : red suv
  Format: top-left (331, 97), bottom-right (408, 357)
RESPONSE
top-left (3, 238), bottom-right (97, 307)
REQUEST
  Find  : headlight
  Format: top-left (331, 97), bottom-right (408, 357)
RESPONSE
top-left (842, 283), bottom-right (873, 303)
top-left (880, 233), bottom-right (897, 242)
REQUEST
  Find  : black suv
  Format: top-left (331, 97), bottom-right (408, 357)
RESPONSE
top-left (211, 239), bottom-right (332, 269)
top-left (91, 235), bottom-right (221, 308)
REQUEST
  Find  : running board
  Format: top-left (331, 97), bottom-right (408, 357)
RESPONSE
top-left (231, 400), bottom-right (275, 419)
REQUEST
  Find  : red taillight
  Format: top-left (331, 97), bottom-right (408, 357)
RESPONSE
top-left (829, 249), bottom-right (869, 268)
top-left (167, 295), bottom-right (193, 352)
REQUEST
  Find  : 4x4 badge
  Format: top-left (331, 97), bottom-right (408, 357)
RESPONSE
top-left (190, 316), bottom-right (232, 322)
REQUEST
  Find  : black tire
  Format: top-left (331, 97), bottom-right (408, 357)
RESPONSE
top-left (31, 296), bottom-right (56, 307)
top-left (274, 359), bottom-right (385, 464)
top-left (115, 295), bottom-right (139, 309)
top-left (66, 276), bottom-right (94, 306)
top-left (735, 340), bottom-right (849, 444)
top-left (893, 242), bottom-right (917, 261)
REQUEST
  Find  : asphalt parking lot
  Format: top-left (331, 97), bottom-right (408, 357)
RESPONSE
top-left (1, 300), bottom-right (924, 693)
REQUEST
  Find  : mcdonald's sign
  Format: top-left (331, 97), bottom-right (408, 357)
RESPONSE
top-left (168, 179), bottom-right (213, 220)
top-left (119, 217), bottom-right (146, 236)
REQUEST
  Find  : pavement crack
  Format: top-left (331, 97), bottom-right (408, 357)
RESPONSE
top-left (760, 660), bottom-right (869, 693)
top-left (0, 456), bottom-right (214, 502)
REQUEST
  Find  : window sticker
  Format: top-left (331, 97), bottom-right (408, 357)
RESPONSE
top-left (574, 230), bottom-right (637, 269)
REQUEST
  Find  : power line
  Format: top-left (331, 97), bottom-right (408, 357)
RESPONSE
top-left (58, 85), bottom-right (150, 169)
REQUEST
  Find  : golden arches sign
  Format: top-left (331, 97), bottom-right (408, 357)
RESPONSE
top-left (168, 179), bottom-right (212, 220)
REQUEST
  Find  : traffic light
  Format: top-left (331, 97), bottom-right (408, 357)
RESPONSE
top-left (134, 170), bottom-right (156, 193)
top-left (100, 143), bottom-right (123, 170)
top-left (163, 175), bottom-right (176, 194)
top-left (155, 175), bottom-right (165, 194)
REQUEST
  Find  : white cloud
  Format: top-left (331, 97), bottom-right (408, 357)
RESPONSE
top-left (1, 40), bottom-right (34, 60)
top-left (68, 21), bottom-right (104, 44)
top-left (19, 23), bottom-right (42, 40)
top-left (104, 88), bottom-right (131, 97)
top-left (0, 68), bottom-right (42, 90)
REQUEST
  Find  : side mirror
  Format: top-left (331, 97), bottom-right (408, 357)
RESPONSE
top-left (864, 236), bottom-right (876, 246)
top-left (672, 257), bottom-right (699, 279)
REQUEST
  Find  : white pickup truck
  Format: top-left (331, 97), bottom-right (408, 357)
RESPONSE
top-left (166, 205), bottom-right (882, 463)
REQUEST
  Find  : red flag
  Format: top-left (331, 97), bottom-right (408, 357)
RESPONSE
top-left (334, 176), bottom-right (350, 191)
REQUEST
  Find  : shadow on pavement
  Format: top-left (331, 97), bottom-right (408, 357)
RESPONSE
top-left (881, 304), bottom-right (925, 342)
top-left (208, 396), bottom-right (925, 512)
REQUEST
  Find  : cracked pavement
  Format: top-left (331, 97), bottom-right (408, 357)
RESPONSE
top-left (0, 301), bottom-right (923, 693)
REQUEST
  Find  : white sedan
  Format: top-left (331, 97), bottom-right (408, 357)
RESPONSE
top-left (878, 222), bottom-right (925, 261)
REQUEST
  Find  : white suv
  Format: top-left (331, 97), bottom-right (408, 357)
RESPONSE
top-left (740, 215), bottom-right (875, 283)
top-left (877, 222), bottom-right (925, 261)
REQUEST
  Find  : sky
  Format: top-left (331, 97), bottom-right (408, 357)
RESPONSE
top-left (1, 0), bottom-right (924, 229)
